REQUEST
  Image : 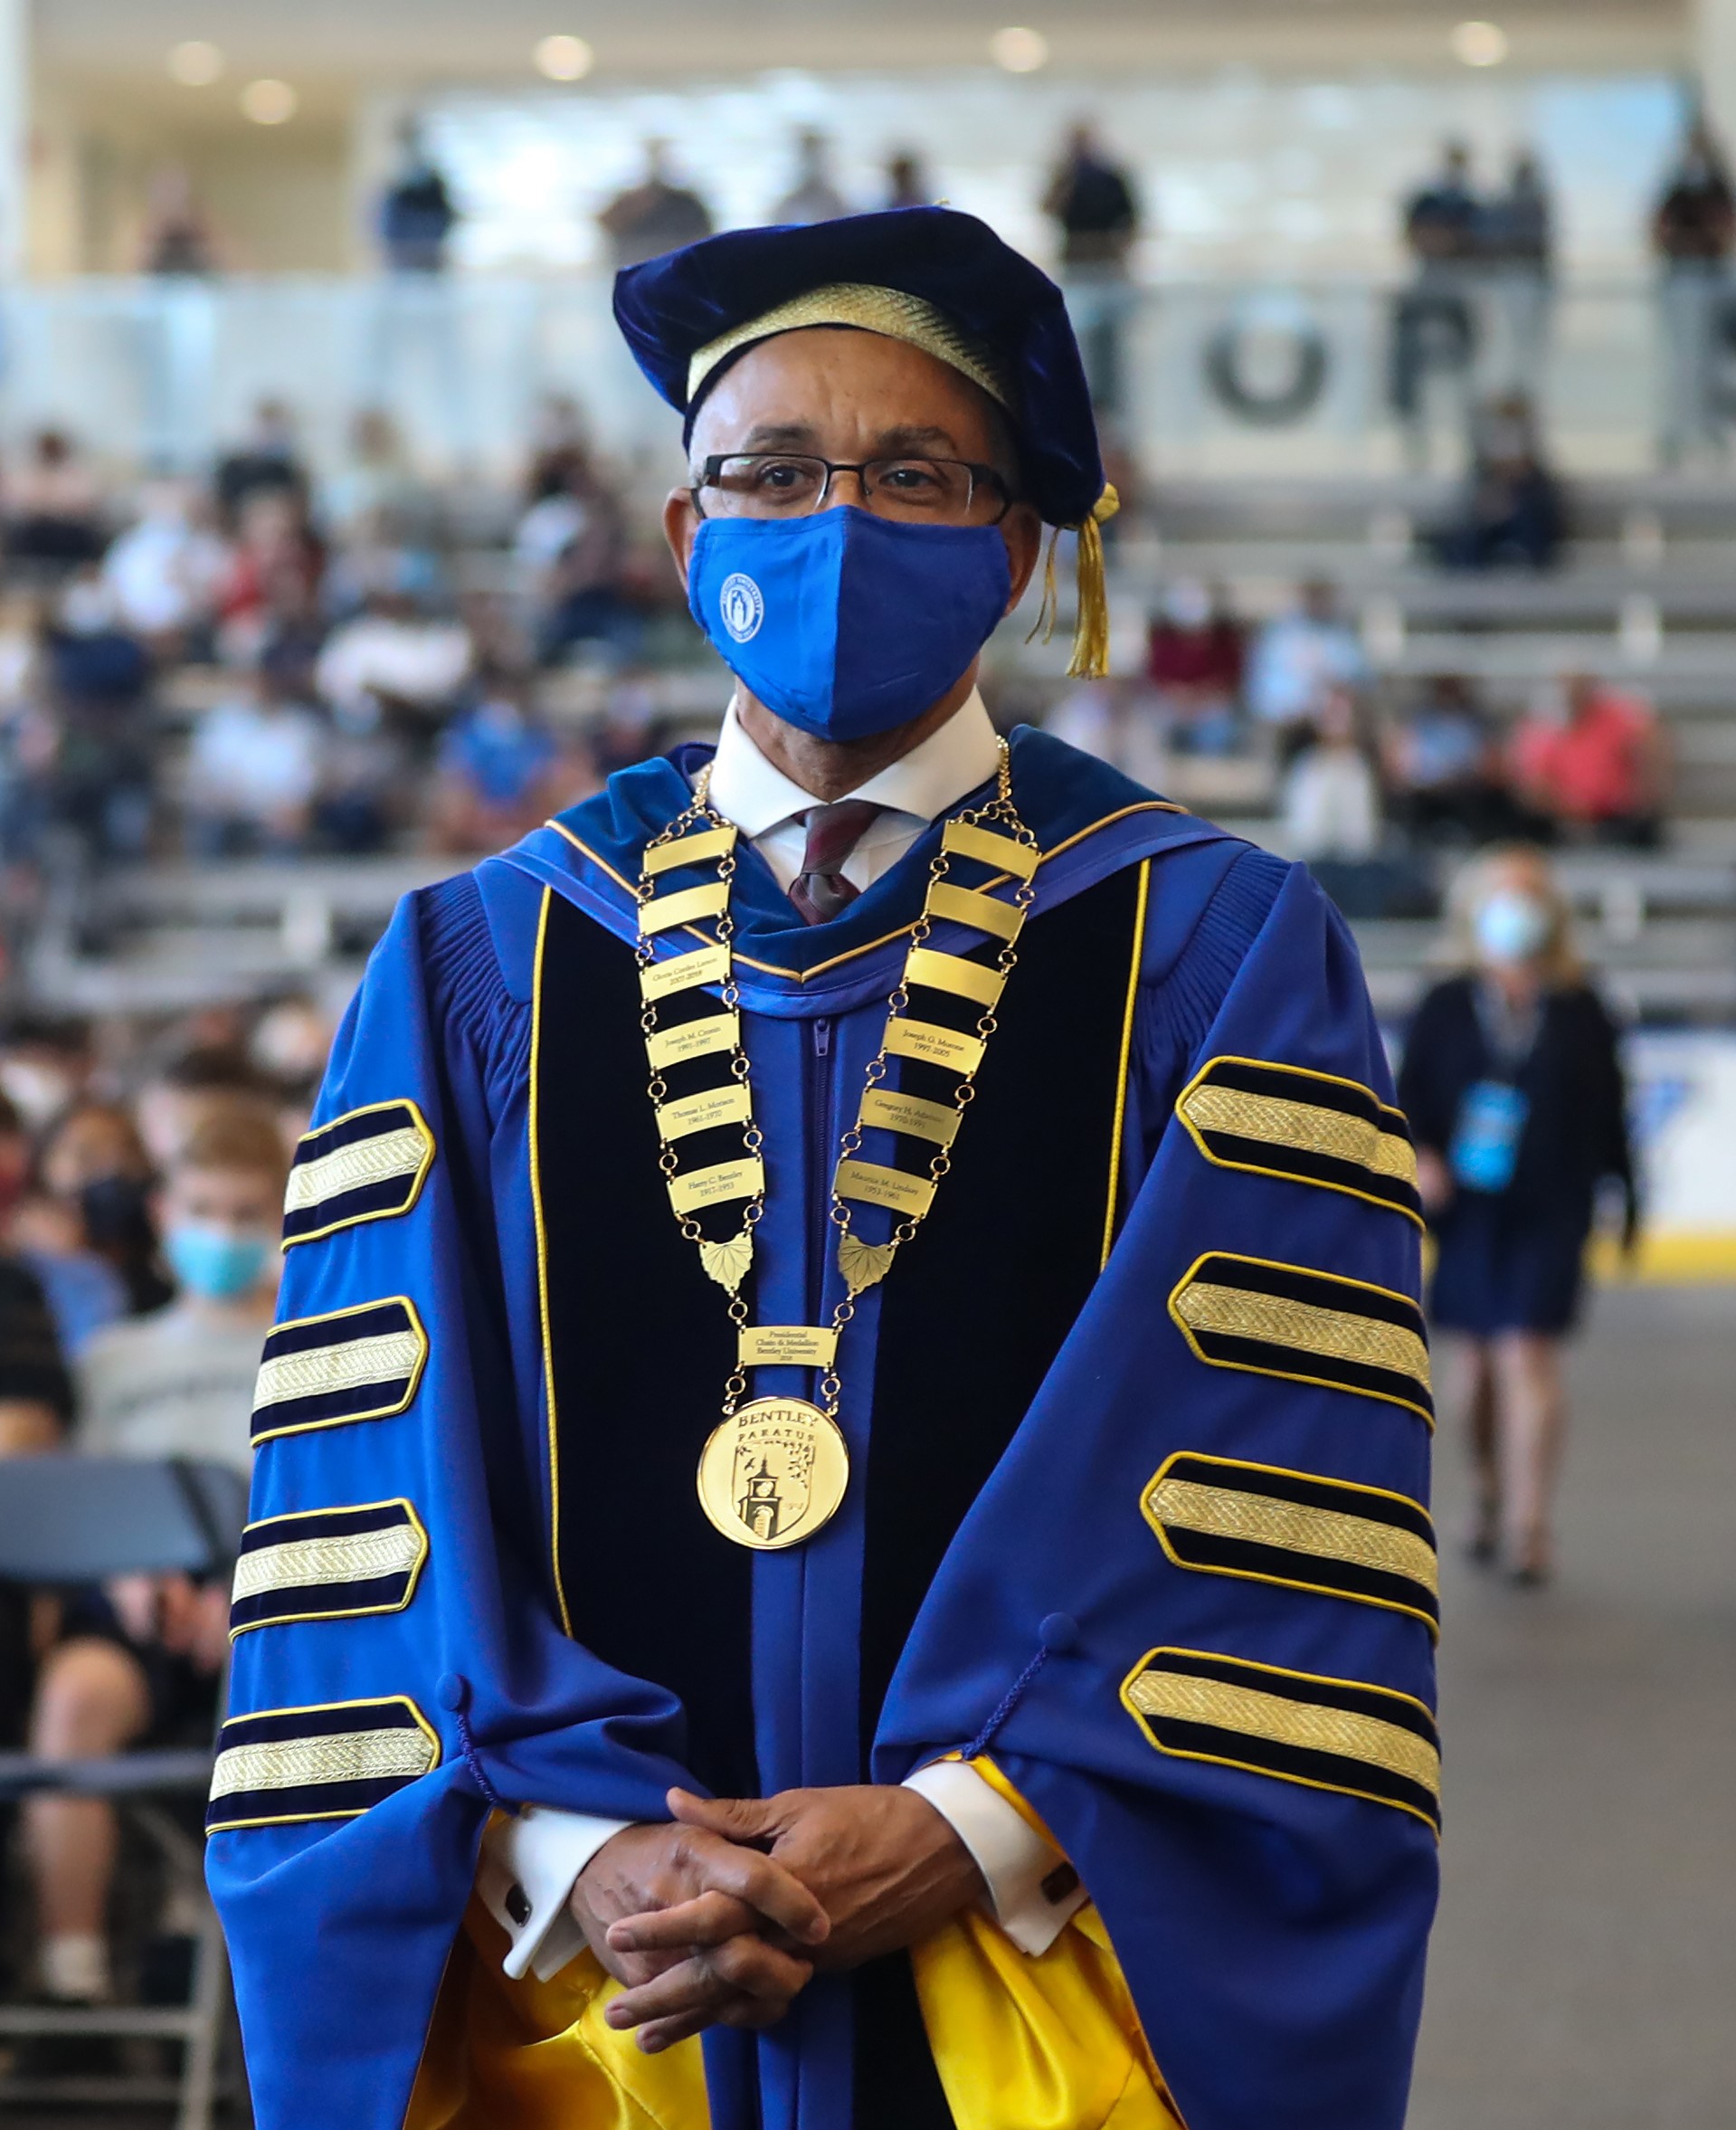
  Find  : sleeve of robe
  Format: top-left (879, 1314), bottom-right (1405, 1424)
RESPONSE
top-left (206, 873), bottom-right (707, 2130)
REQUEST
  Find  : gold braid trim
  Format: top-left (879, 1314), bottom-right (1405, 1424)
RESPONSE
top-left (1147, 1477), bottom-right (1438, 1594)
top-left (688, 282), bottom-right (1014, 409)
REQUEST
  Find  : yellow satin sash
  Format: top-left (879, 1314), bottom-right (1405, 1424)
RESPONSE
top-left (405, 1897), bottom-right (1180, 2130)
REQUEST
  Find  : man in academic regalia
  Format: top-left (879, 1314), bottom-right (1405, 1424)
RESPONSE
top-left (209, 210), bottom-right (1438, 2130)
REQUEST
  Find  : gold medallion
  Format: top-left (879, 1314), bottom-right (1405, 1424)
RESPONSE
top-left (696, 1397), bottom-right (851, 1551)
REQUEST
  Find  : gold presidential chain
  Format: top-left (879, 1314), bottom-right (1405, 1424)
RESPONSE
top-left (633, 738), bottom-right (1039, 1550)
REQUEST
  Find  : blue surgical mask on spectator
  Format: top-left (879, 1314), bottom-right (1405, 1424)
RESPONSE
top-left (1475, 889), bottom-right (1551, 965)
top-left (165, 1223), bottom-right (273, 1301)
top-left (687, 508), bottom-right (1011, 742)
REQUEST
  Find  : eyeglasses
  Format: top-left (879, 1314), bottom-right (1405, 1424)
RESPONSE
top-left (691, 453), bottom-right (1013, 525)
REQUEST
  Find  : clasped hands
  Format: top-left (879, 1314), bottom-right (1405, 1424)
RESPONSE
top-left (569, 1783), bottom-right (983, 2054)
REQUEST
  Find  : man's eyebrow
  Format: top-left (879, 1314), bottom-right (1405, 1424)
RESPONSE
top-left (736, 423), bottom-right (821, 450)
top-left (723, 423), bottom-right (969, 455)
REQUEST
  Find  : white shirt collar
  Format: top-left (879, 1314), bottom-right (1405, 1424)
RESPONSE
top-left (704, 690), bottom-right (1001, 839)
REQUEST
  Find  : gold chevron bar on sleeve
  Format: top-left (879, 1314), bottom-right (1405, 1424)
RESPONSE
top-left (1176, 1056), bottom-right (1421, 1223)
top-left (658, 1085), bottom-right (754, 1141)
top-left (1169, 1252), bottom-right (1433, 1424)
top-left (1143, 1451), bottom-right (1439, 1633)
top-left (925, 881), bottom-right (1026, 942)
top-left (1121, 1647), bottom-right (1441, 1832)
top-left (643, 824), bottom-right (737, 875)
top-left (640, 943), bottom-right (732, 1002)
top-left (647, 1012), bottom-right (739, 1069)
top-left (942, 818), bottom-right (1040, 879)
top-left (904, 947), bottom-right (1006, 1008)
top-left (667, 1158), bottom-right (764, 1213)
top-left (640, 880), bottom-right (731, 934)
top-left (834, 1160), bottom-right (936, 1217)
top-left (859, 1087), bottom-right (963, 1146)
top-left (883, 1018), bottom-right (987, 1074)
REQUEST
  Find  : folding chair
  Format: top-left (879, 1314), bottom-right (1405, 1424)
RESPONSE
top-left (0, 1455), bottom-right (250, 2128)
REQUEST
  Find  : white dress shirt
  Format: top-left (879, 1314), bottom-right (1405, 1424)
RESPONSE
top-left (479, 690), bottom-right (1085, 1982)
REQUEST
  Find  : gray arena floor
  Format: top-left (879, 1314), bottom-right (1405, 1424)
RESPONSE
top-left (1409, 1282), bottom-right (1736, 2130)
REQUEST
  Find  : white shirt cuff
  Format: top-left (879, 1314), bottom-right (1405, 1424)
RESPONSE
top-left (477, 1806), bottom-right (631, 1983)
top-left (902, 1760), bottom-right (1086, 1956)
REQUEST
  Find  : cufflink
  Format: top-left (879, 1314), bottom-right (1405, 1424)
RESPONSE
top-left (1041, 1863), bottom-right (1080, 1906)
top-left (505, 1882), bottom-right (532, 1926)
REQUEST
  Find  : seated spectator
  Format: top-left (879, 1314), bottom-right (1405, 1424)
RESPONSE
top-left (428, 670), bottom-right (581, 854)
top-left (1383, 674), bottom-right (1515, 844)
top-left (0, 1014), bottom-right (93, 1133)
top-left (517, 446), bottom-right (642, 665)
top-left (134, 1043), bottom-right (280, 1174)
top-left (4, 430), bottom-right (107, 572)
top-left (183, 661), bottom-right (327, 858)
top-left (314, 568), bottom-right (472, 725)
top-left (29, 1099), bottom-right (169, 1317)
top-left (0, 1248), bottom-right (75, 1450)
top-left (214, 399), bottom-right (308, 528)
top-left (1509, 672), bottom-right (1670, 848)
top-left (1282, 687), bottom-right (1382, 862)
top-left (40, 571), bottom-right (156, 861)
top-left (313, 690), bottom-right (412, 855)
top-left (20, 1109), bottom-right (283, 2025)
top-left (1245, 579), bottom-right (1370, 744)
top-left (102, 477), bottom-right (229, 654)
top-left (0, 1088), bottom-right (124, 1359)
top-left (320, 409), bottom-right (433, 546)
top-left (1431, 395), bottom-right (1565, 572)
top-left (215, 489), bottom-right (325, 658)
top-left (1146, 578), bottom-right (1245, 755)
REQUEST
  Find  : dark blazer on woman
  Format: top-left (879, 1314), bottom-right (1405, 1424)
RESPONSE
top-left (1398, 972), bottom-right (1635, 1237)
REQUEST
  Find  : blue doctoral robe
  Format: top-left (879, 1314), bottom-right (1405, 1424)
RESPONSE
top-left (209, 727), bottom-right (1437, 2130)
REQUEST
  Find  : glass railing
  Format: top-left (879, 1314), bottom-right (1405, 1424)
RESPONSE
top-left (0, 271), bottom-right (1703, 482)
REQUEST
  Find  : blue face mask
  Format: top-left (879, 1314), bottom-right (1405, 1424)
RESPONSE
top-left (165, 1223), bottom-right (274, 1302)
top-left (687, 508), bottom-right (1012, 742)
top-left (1475, 889), bottom-right (1551, 966)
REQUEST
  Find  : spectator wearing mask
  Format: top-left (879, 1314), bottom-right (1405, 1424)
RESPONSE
top-left (771, 128), bottom-right (850, 226)
top-left (1042, 122), bottom-right (1141, 414)
top-left (1145, 578), bottom-right (1244, 754)
top-left (102, 477), bottom-right (229, 658)
top-left (1399, 848), bottom-right (1635, 1583)
top-left (30, 1099), bottom-right (169, 1317)
top-left (1245, 579), bottom-right (1370, 745)
top-left (0, 1088), bottom-right (125, 1358)
top-left (1654, 119), bottom-right (1736, 464)
top-left (1431, 393), bottom-right (1565, 572)
top-left (377, 120), bottom-right (460, 274)
top-left (429, 670), bottom-right (580, 853)
top-left (184, 660), bottom-right (327, 858)
top-left (598, 140), bottom-right (714, 269)
top-left (1509, 672), bottom-right (1670, 849)
top-left (4, 431), bottom-right (107, 574)
top-left (21, 1108), bottom-right (285, 2023)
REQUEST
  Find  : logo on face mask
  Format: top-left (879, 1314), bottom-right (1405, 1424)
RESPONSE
top-left (718, 573), bottom-right (764, 643)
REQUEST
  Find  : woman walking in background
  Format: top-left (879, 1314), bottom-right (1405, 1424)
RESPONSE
top-left (1399, 846), bottom-right (1636, 1583)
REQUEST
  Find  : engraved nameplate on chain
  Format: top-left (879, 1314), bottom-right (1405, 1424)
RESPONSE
top-left (737, 1325), bottom-right (840, 1369)
top-left (834, 1159), bottom-right (937, 1217)
top-left (640, 943), bottom-right (731, 1002)
top-left (883, 1018), bottom-right (987, 1075)
top-left (658, 1085), bottom-right (753, 1142)
top-left (666, 1157), bottom-right (764, 1214)
top-left (859, 1087), bottom-right (962, 1146)
top-left (647, 1012), bottom-right (739, 1069)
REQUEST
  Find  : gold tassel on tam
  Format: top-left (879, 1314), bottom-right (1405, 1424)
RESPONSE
top-left (1067, 483), bottom-right (1120, 680)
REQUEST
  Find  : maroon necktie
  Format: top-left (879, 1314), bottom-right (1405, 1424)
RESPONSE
top-left (787, 800), bottom-right (883, 926)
